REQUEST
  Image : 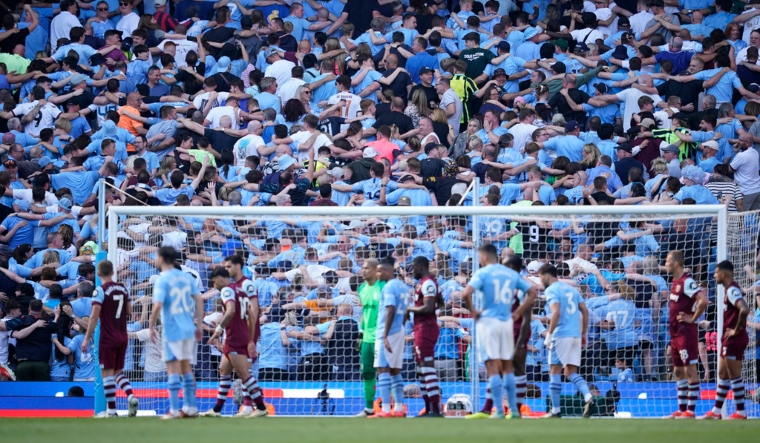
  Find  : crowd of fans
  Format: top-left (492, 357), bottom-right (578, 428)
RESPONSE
top-left (0, 0), bottom-right (760, 386)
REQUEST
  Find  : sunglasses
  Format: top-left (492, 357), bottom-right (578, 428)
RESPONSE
top-left (97, 7), bottom-right (108, 10)
top-left (304, 90), bottom-right (312, 94)
top-left (119, 2), bottom-right (128, 5)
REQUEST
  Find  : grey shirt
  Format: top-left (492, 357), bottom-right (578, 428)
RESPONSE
top-left (440, 89), bottom-right (463, 137)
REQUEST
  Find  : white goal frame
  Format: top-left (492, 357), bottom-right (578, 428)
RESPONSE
top-left (106, 203), bottom-right (729, 416)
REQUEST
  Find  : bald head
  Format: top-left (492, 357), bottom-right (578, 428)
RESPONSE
top-left (248, 120), bottom-right (262, 132)
top-left (220, 115), bottom-right (233, 129)
top-left (391, 97), bottom-right (405, 111)
top-left (638, 74), bottom-right (653, 87)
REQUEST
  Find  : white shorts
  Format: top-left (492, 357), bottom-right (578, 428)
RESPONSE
top-left (163, 339), bottom-right (198, 365)
top-left (374, 330), bottom-right (405, 369)
top-left (476, 317), bottom-right (514, 361)
top-left (548, 337), bottom-right (582, 368)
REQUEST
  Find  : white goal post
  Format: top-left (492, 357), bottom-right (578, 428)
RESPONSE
top-left (104, 203), bottom-right (746, 418)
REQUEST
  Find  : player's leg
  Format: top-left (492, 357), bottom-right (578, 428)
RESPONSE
top-left (164, 359), bottom-right (183, 419)
top-left (468, 318), bottom-right (496, 419)
top-left (229, 354), bottom-right (267, 417)
top-left (565, 364), bottom-right (594, 418)
top-left (413, 345), bottom-right (430, 414)
top-left (545, 363), bottom-right (564, 418)
top-left (512, 349), bottom-right (527, 412)
top-left (373, 337), bottom-right (393, 417)
top-left (358, 341), bottom-right (377, 417)
top-left (702, 356), bottom-right (730, 419)
top-left (484, 359), bottom-right (503, 418)
top-left (683, 361), bottom-right (700, 418)
top-left (113, 369), bottom-right (138, 417)
top-left (669, 340), bottom-right (690, 418)
top-left (420, 329), bottom-right (442, 416)
top-left (180, 358), bottom-right (198, 417)
top-left (101, 368), bottom-right (119, 417)
top-left (726, 357), bottom-right (747, 419)
top-left (200, 355), bottom-right (232, 416)
top-left (390, 368), bottom-right (405, 416)
top-left (501, 318), bottom-right (518, 418)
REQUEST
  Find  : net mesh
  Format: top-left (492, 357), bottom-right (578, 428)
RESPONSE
top-left (104, 206), bottom-right (758, 418)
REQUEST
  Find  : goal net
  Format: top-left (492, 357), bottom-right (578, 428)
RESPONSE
top-left (104, 204), bottom-right (757, 418)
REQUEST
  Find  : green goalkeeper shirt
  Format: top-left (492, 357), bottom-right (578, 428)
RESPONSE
top-left (358, 280), bottom-right (385, 344)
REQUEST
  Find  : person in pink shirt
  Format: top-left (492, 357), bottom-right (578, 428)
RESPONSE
top-left (366, 126), bottom-right (398, 163)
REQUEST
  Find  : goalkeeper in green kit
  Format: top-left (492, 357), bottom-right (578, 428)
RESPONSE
top-left (355, 258), bottom-right (384, 417)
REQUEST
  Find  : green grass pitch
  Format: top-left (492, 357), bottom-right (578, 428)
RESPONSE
top-left (1, 418), bottom-right (759, 443)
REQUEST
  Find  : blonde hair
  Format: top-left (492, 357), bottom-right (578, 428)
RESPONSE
top-left (580, 143), bottom-right (601, 168)
top-left (469, 136), bottom-right (483, 152)
top-left (54, 118), bottom-right (72, 132)
top-left (430, 108), bottom-right (448, 124)
top-left (650, 157), bottom-right (668, 174)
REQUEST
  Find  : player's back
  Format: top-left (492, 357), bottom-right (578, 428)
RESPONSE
top-left (545, 281), bottom-right (583, 338)
top-left (668, 274), bottom-right (699, 337)
top-left (472, 264), bottom-right (522, 321)
top-left (95, 281), bottom-right (129, 345)
top-left (235, 277), bottom-right (260, 341)
top-left (154, 269), bottom-right (198, 342)
top-left (604, 299), bottom-right (637, 332)
top-left (724, 282), bottom-right (748, 339)
top-left (377, 278), bottom-right (411, 335)
top-left (220, 285), bottom-right (252, 347)
top-left (413, 275), bottom-right (438, 324)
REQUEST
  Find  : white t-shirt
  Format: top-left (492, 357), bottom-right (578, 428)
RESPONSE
top-left (284, 264), bottom-right (332, 285)
top-left (328, 92), bottom-right (362, 119)
top-left (290, 130), bottom-right (333, 162)
top-left (135, 329), bottom-right (167, 373)
top-left (13, 102), bottom-right (62, 137)
top-left (615, 88), bottom-right (660, 131)
top-left (206, 106), bottom-right (240, 130)
top-left (742, 9), bottom-right (760, 42)
top-left (420, 132), bottom-right (440, 146)
top-left (730, 148), bottom-right (760, 195)
top-left (116, 12), bottom-right (140, 37)
top-left (50, 11), bottom-right (81, 52)
top-left (264, 59), bottom-right (296, 94)
top-left (279, 78), bottom-right (306, 104)
top-left (12, 189), bottom-right (59, 206)
top-left (736, 46), bottom-right (760, 65)
top-left (510, 122), bottom-right (539, 152)
top-left (570, 28), bottom-right (605, 45)
top-left (192, 91), bottom-right (230, 112)
top-left (629, 11), bottom-right (654, 34)
top-left (157, 40), bottom-right (199, 68)
top-left (594, 8), bottom-right (615, 39)
top-left (233, 134), bottom-right (265, 166)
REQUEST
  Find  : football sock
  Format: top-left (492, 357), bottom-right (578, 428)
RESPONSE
top-left (243, 395), bottom-right (252, 407)
top-left (687, 382), bottom-right (699, 412)
top-left (712, 379), bottom-right (730, 415)
top-left (362, 371), bottom-right (376, 411)
top-left (549, 374), bottom-right (562, 414)
top-left (569, 373), bottom-right (592, 402)
top-left (731, 378), bottom-right (745, 413)
top-left (243, 375), bottom-right (266, 410)
top-left (481, 386), bottom-right (493, 413)
top-left (378, 372), bottom-right (392, 413)
top-left (416, 366), bottom-right (430, 412)
top-left (214, 375), bottom-right (232, 412)
top-left (676, 379), bottom-right (688, 412)
top-left (103, 375), bottom-right (117, 414)
top-left (489, 375), bottom-right (503, 415)
top-left (167, 373), bottom-right (182, 415)
top-left (115, 374), bottom-right (134, 399)
top-left (422, 366), bottom-right (441, 414)
top-left (182, 372), bottom-right (197, 412)
top-left (391, 374), bottom-right (404, 412)
top-left (503, 373), bottom-right (517, 415)
top-left (515, 375), bottom-right (527, 408)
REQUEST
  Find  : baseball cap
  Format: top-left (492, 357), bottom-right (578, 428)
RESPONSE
top-left (398, 174), bottom-right (416, 183)
top-left (89, 53), bottom-right (106, 67)
top-left (264, 47), bottom-right (278, 58)
top-left (154, 0), bottom-right (166, 6)
top-left (69, 74), bottom-right (88, 85)
top-left (38, 156), bottom-right (51, 168)
top-left (66, 97), bottom-right (80, 107)
top-left (216, 56), bottom-right (231, 70)
top-left (277, 154), bottom-right (296, 170)
top-left (523, 27), bottom-right (540, 40)
top-left (102, 120), bottom-right (118, 134)
top-left (616, 143), bottom-right (632, 153)
top-left (702, 140), bottom-right (719, 151)
top-left (15, 200), bottom-right (30, 212)
top-left (662, 144), bottom-right (679, 154)
top-left (419, 67), bottom-right (433, 75)
top-left (551, 39), bottom-right (568, 50)
top-left (496, 41), bottom-right (510, 51)
top-left (527, 261), bottom-right (543, 274)
top-left (398, 196), bottom-right (411, 206)
top-left (564, 120), bottom-right (579, 132)
top-left (424, 142), bottom-right (439, 154)
top-left (618, 16), bottom-right (630, 27)
top-left (639, 118), bottom-right (655, 129)
top-left (492, 68), bottom-right (507, 78)
top-left (58, 197), bottom-right (73, 211)
top-left (3, 159), bottom-right (17, 168)
top-left (593, 83), bottom-right (608, 94)
top-left (363, 147), bottom-right (378, 158)
top-left (327, 167), bottom-right (344, 179)
top-left (551, 62), bottom-right (566, 73)
top-left (1, 133), bottom-right (15, 144)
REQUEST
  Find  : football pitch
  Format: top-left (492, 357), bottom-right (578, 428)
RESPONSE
top-left (2, 418), bottom-right (759, 443)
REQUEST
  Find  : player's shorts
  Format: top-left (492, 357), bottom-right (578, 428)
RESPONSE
top-left (99, 341), bottom-right (127, 370)
top-left (224, 341), bottom-right (249, 357)
top-left (671, 335), bottom-right (699, 367)
top-left (477, 317), bottom-right (515, 361)
top-left (374, 330), bottom-right (405, 369)
top-left (360, 341), bottom-right (375, 373)
top-left (164, 339), bottom-right (198, 365)
top-left (548, 337), bottom-right (582, 367)
top-left (721, 333), bottom-right (749, 360)
top-left (414, 321), bottom-right (439, 364)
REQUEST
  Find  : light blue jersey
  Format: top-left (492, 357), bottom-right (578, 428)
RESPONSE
top-left (377, 278), bottom-right (411, 336)
top-left (545, 281), bottom-right (584, 338)
top-left (153, 269), bottom-right (200, 342)
top-left (470, 263), bottom-right (532, 321)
